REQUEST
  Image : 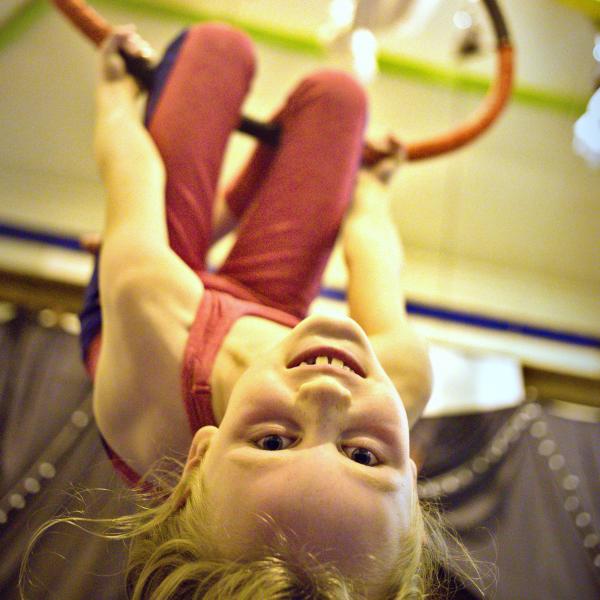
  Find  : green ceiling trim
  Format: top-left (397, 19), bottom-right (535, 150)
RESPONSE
top-left (0, 0), bottom-right (48, 53)
top-left (0, 0), bottom-right (589, 115)
top-left (378, 51), bottom-right (588, 114)
top-left (511, 82), bottom-right (588, 114)
top-left (378, 50), bottom-right (489, 95)
top-left (90, 0), bottom-right (594, 115)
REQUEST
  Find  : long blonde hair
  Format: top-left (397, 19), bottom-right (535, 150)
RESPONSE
top-left (20, 458), bottom-right (481, 599)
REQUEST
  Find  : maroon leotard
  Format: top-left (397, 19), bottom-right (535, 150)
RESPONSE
top-left (83, 23), bottom-right (367, 483)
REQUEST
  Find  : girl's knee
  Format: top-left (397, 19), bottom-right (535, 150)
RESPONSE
top-left (301, 70), bottom-right (368, 118)
top-left (186, 22), bottom-right (256, 75)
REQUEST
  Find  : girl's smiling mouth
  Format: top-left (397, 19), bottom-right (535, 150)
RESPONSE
top-left (286, 346), bottom-right (366, 378)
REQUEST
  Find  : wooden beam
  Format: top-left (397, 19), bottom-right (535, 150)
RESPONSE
top-left (0, 269), bottom-right (85, 313)
top-left (524, 365), bottom-right (600, 411)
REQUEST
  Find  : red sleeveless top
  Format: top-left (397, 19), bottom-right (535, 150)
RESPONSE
top-left (93, 275), bottom-right (300, 485)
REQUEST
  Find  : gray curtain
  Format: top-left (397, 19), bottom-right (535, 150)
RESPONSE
top-left (413, 405), bottom-right (600, 598)
top-left (1, 309), bottom-right (598, 599)
top-left (0, 310), bottom-right (130, 600)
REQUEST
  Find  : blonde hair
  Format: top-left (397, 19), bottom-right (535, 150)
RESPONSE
top-left (21, 458), bottom-right (481, 600)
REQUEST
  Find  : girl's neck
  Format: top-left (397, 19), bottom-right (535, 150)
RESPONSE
top-left (210, 315), bottom-right (290, 423)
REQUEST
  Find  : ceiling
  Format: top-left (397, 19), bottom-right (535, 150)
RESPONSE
top-left (0, 0), bottom-right (599, 340)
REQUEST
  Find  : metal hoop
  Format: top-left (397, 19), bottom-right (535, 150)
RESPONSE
top-left (51, 0), bottom-right (514, 163)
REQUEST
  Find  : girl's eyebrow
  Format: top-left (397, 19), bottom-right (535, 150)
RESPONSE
top-left (345, 410), bottom-right (404, 450)
top-left (233, 404), bottom-right (300, 434)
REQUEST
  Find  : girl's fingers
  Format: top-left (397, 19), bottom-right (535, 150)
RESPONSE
top-left (100, 25), bottom-right (135, 56)
top-left (99, 27), bottom-right (151, 90)
top-left (376, 136), bottom-right (404, 183)
top-left (372, 154), bottom-right (402, 184)
top-left (101, 52), bottom-right (126, 82)
top-left (105, 25), bottom-right (155, 60)
top-left (123, 32), bottom-right (156, 60)
top-left (99, 32), bottom-right (126, 80)
top-left (99, 26), bottom-right (155, 84)
top-left (364, 135), bottom-right (404, 184)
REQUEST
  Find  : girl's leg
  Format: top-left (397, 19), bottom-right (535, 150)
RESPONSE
top-left (147, 22), bottom-right (256, 268)
top-left (218, 70), bottom-right (367, 318)
top-left (79, 23), bottom-right (255, 367)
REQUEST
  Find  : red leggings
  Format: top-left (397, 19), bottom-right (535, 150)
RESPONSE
top-left (149, 23), bottom-right (367, 317)
top-left (80, 23), bottom-right (367, 364)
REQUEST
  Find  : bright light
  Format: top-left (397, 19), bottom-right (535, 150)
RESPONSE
top-left (573, 87), bottom-right (600, 169)
top-left (351, 27), bottom-right (378, 55)
top-left (329, 0), bottom-right (356, 29)
top-left (593, 35), bottom-right (600, 62)
top-left (453, 10), bottom-right (473, 30)
top-left (319, 0), bottom-right (356, 42)
top-left (351, 28), bottom-right (378, 83)
top-left (424, 345), bottom-right (524, 417)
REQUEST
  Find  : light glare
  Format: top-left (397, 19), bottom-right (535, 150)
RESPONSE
top-left (573, 87), bottom-right (600, 169)
top-left (453, 10), bottom-right (473, 30)
top-left (329, 0), bottom-right (356, 29)
top-left (351, 28), bottom-right (378, 84)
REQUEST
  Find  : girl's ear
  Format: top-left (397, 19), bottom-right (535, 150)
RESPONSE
top-left (182, 426), bottom-right (218, 477)
top-left (174, 427), bottom-right (218, 510)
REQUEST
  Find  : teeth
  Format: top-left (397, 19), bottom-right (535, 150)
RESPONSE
top-left (298, 355), bottom-right (356, 374)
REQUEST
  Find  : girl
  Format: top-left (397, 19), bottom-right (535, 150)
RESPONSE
top-left (83, 22), bottom-right (436, 598)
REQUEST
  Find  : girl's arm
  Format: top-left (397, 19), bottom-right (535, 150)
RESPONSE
top-left (342, 165), bottom-right (432, 426)
top-left (94, 28), bottom-right (168, 264)
top-left (342, 170), bottom-right (406, 334)
top-left (92, 30), bottom-right (203, 469)
top-left (94, 29), bottom-right (202, 301)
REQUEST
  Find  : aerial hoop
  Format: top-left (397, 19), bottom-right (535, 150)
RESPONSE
top-left (51, 0), bottom-right (514, 163)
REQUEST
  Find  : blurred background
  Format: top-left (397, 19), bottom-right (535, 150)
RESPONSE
top-left (1, 1), bottom-right (599, 598)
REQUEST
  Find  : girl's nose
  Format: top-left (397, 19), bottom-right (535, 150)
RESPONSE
top-left (296, 376), bottom-right (352, 415)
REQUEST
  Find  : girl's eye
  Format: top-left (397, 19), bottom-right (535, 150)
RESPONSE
top-left (254, 436), bottom-right (378, 465)
top-left (255, 434), bottom-right (294, 451)
top-left (344, 447), bottom-right (379, 466)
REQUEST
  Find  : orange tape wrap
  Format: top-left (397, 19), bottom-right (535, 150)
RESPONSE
top-left (405, 44), bottom-right (514, 161)
top-left (52, 0), bottom-right (112, 46)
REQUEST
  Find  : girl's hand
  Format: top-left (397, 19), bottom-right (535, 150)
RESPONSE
top-left (99, 25), bottom-right (155, 82)
top-left (347, 137), bottom-right (402, 217)
top-left (96, 26), bottom-right (152, 109)
top-left (363, 135), bottom-right (404, 184)
top-left (369, 152), bottom-right (403, 185)
top-left (342, 142), bottom-right (402, 240)
top-left (94, 26), bottom-right (155, 168)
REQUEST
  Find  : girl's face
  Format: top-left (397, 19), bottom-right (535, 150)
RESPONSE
top-left (192, 314), bottom-right (416, 582)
